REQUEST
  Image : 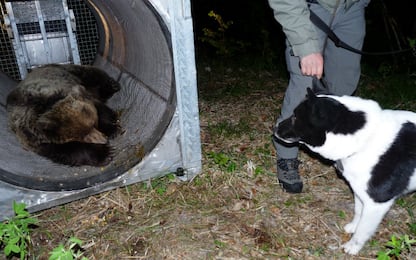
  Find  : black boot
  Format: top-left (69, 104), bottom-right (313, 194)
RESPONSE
top-left (277, 158), bottom-right (303, 193)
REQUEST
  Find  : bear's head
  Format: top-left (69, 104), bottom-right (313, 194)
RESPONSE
top-left (36, 95), bottom-right (107, 144)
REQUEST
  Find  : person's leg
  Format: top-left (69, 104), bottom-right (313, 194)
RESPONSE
top-left (273, 2), bottom-right (330, 193)
top-left (322, 2), bottom-right (367, 95)
top-left (274, 46), bottom-right (313, 159)
top-left (273, 45), bottom-right (313, 193)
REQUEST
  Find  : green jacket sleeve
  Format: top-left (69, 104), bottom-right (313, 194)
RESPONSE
top-left (268, 0), bottom-right (321, 58)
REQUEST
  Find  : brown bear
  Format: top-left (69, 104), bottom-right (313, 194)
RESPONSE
top-left (6, 64), bottom-right (121, 166)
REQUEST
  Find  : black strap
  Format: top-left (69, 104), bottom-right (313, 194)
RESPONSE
top-left (309, 9), bottom-right (413, 56)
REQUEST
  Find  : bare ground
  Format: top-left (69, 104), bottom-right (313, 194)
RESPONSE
top-left (29, 67), bottom-right (416, 259)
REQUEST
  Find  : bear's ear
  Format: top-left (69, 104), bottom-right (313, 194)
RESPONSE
top-left (82, 128), bottom-right (107, 144)
top-left (312, 77), bottom-right (331, 95)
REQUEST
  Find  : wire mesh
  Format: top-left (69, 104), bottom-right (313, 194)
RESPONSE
top-left (0, 0), bottom-right (99, 81)
top-left (67, 0), bottom-right (99, 66)
top-left (0, 1), bottom-right (20, 81)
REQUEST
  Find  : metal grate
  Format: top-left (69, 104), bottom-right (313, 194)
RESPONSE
top-left (0, 1), bottom-right (20, 80)
top-left (0, 0), bottom-right (99, 81)
top-left (67, 0), bottom-right (99, 66)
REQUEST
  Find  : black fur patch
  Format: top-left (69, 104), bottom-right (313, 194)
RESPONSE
top-left (95, 102), bottom-right (120, 138)
top-left (37, 142), bottom-right (112, 166)
top-left (367, 122), bottom-right (416, 202)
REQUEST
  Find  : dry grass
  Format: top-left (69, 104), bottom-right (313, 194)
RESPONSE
top-left (29, 66), bottom-right (416, 259)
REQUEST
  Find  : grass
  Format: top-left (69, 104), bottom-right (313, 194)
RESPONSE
top-left (3, 57), bottom-right (416, 259)
top-left (357, 66), bottom-right (416, 110)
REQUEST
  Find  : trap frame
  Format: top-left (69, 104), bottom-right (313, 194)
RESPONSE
top-left (0, 0), bottom-right (201, 220)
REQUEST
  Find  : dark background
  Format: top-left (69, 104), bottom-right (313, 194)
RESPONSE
top-left (190, 0), bottom-right (416, 73)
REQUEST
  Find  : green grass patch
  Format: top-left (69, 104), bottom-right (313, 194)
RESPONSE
top-left (207, 118), bottom-right (251, 138)
top-left (358, 70), bottom-right (416, 111)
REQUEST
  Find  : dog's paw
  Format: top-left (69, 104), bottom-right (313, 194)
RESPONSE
top-left (342, 239), bottom-right (364, 255)
top-left (344, 222), bottom-right (357, 234)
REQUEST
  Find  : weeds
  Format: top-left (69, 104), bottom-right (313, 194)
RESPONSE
top-left (142, 174), bottom-right (176, 195)
top-left (49, 237), bottom-right (89, 260)
top-left (375, 197), bottom-right (416, 259)
top-left (404, 202), bottom-right (416, 236)
top-left (214, 239), bottom-right (226, 248)
top-left (377, 235), bottom-right (416, 260)
top-left (0, 202), bottom-right (37, 259)
top-left (199, 10), bottom-right (248, 57)
top-left (408, 209), bottom-right (416, 236)
top-left (207, 151), bottom-right (237, 172)
top-left (338, 210), bottom-right (346, 220)
top-left (1, 203), bottom-right (89, 260)
top-left (396, 196), bottom-right (416, 236)
top-left (207, 119), bottom-right (251, 138)
top-left (357, 71), bottom-right (416, 111)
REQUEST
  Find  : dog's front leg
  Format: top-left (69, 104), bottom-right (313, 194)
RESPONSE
top-left (344, 193), bottom-right (362, 234)
top-left (342, 200), bottom-right (393, 255)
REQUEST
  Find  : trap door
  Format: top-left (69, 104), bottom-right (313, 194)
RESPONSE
top-left (2, 0), bottom-right (80, 79)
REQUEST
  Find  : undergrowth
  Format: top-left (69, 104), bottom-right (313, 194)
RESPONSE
top-left (0, 202), bottom-right (37, 259)
top-left (0, 202), bottom-right (89, 259)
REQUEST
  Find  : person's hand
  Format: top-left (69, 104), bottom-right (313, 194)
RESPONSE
top-left (300, 53), bottom-right (324, 79)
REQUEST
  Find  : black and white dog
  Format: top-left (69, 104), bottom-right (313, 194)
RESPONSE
top-left (273, 80), bottom-right (416, 255)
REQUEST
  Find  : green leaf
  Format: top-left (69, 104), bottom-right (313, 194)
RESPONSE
top-left (60, 251), bottom-right (74, 260)
top-left (69, 237), bottom-right (83, 247)
top-left (376, 251), bottom-right (391, 260)
top-left (12, 202), bottom-right (29, 218)
top-left (4, 243), bottom-right (21, 255)
top-left (49, 244), bottom-right (70, 260)
top-left (7, 236), bottom-right (21, 245)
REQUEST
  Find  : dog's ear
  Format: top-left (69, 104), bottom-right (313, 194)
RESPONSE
top-left (312, 77), bottom-right (331, 95)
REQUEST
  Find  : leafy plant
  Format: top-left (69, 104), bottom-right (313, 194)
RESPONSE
top-left (308, 246), bottom-right (324, 256)
top-left (199, 10), bottom-right (232, 56)
top-left (207, 151), bottom-right (237, 172)
top-left (141, 174), bottom-right (176, 195)
top-left (199, 10), bottom-right (247, 56)
top-left (338, 210), bottom-right (346, 219)
top-left (377, 235), bottom-right (416, 260)
top-left (408, 214), bottom-right (416, 236)
top-left (214, 239), bottom-right (226, 248)
top-left (0, 201), bottom-right (38, 259)
top-left (49, 237), bottom-right (89, 260)
top-left (396, 196), bottom-right (416, 235)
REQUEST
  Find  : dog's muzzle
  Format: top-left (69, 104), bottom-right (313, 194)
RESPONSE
top-left (272, 121), bottom-right (300, 144)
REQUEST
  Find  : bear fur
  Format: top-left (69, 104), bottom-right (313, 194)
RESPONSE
top-left (6, 64), bottom-right (121, 166)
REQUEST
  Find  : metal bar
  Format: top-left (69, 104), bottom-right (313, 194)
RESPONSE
top-left (34, 0), bottom-right (52, 64)
top-left (62, 0), bottom-right (81, 64)
top-left (168, 0), bottom-right (202, 178)
top-left (4, 2), bottom-right (28, 78)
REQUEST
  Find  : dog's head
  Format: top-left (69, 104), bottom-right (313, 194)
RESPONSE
top-left (274, 88), bottom-right (341, 146)
top-left (273, 87), bottom-right (369, 160)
